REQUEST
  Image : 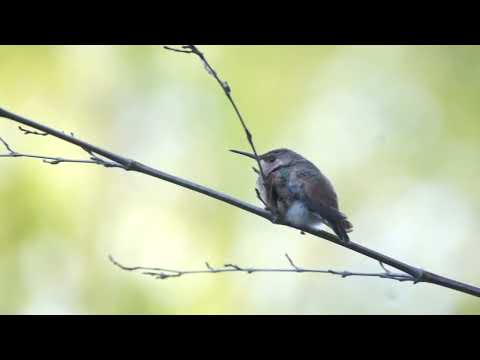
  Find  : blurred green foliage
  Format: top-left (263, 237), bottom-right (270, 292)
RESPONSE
top-left (0, 45), bottom-right (479, 314)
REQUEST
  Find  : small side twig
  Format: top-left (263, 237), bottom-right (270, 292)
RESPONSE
top-left (18, 125), bottom-right (48, 136)
top-left (285, 253), bottom-right (302, 271)
top-left (255, 188), bottom-right (269, 209)
top-left (163, 46), bottom-right (193, 54)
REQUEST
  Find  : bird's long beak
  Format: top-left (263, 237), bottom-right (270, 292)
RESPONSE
top-left (229, 149), bottom-right (257, 160)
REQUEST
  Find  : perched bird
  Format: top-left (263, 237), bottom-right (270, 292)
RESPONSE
top-left (230, 148), bottom-right (353, 242)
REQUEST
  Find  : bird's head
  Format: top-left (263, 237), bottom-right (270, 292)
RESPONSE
top-left (230, 148), bottom-right (303, 176)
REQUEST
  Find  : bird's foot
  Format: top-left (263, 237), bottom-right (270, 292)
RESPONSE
top-left (412, 268), bottom-right (425, 284)
top-left (269, 208), bottom-right (282, 224)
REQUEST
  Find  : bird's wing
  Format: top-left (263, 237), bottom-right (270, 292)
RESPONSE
top-left (298, 168), bottom-right (353, 235)
top-left (297, 168), bottom-right (339, 210)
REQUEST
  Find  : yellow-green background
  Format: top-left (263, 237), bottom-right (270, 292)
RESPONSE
top-left (1, 45), bottom-right (479, 314)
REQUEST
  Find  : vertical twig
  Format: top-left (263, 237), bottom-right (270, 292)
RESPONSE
top-left (164, 45), bottom-right (267, 185)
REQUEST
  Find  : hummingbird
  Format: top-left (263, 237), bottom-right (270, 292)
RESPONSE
top-left (230, 148), bottom-right (353, 242)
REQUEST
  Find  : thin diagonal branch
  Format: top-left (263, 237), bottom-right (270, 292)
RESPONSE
top-left (0, 106), bottom-right (272, 221)
top-left (1, 106), bottom-right (477, 296)
top-left (1, 46), bottom-right (480, 297)
top-left (109, 254), bottom-right (414, 282)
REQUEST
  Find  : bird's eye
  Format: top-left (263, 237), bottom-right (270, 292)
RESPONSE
top-left (265, 155), bottom-right (275, 163)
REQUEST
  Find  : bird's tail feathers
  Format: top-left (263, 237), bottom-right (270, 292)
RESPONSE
top-left (331, 220), bottom-right (351, 242)
top-left (329, 213), bottom-right (353, 242)
top-left (307, 202), bottom-right (353, 242)
top-left (341, 218), bottom-right (353, 233)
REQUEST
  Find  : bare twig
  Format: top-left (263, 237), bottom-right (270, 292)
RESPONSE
top-left (0, 136), bottom-right (123, 168)
top-left (1, 46), bottom-right (480, 297)
top-left (164, 45), bottom-right (267, 185)
top-left (109, 254), bottom-right (414, 282)
top-left (255, 188), bottom-right (268, 208)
